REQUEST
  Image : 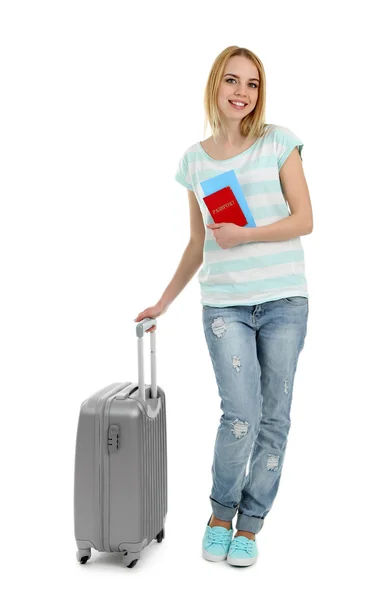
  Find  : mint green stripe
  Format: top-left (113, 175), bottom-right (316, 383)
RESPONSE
top-left (174, 172), bottom-right (192, 190)
top-left (238, 153), bottom-right (277, 172)
top-left (187, 149), bottom-right (276, 170)
top-left (251, 204), bottom-right (289, 219)
top-left (202, 205), bottom-right (288, 231)
top-left (201, 274), bottom-right (307, 294)
top-left (278, 144), bottom-right (303, 170)
top-left (204, 240), bottom-right (223, 252)
top-left (204, 250), bottom-right (305, 274)
top-left (197, 166), bottom-right (280, 190)
top-left (205, 233), bottom-right (295, 251)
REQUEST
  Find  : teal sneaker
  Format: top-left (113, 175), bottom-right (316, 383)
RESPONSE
top-left (227, 535), bottom-right (258, 567)
top-left (202, 517), bottom-right (233, 562)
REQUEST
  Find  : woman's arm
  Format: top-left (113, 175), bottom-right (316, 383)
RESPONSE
top-left (243, 147), bottom-right (313, 243)
top-left (158, 190), bottom-right (204, 307)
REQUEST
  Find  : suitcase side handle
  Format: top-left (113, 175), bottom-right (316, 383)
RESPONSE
top-left (136, 318), bottom-right (157, 401)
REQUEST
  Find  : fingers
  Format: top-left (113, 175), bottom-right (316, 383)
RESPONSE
top-left (134, 313), bottom-right (157, 333)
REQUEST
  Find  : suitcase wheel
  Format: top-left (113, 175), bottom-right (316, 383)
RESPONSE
top-left (76, 548), bottom-right (91, 564)
top-left (122, 551), bottom-right (139, 568)
top-left (127, 559), bottom-right (138, 569)
top-left (155, 528), bottom-right (165, 543)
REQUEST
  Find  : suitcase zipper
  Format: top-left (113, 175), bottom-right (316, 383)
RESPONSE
top-left (97, 383), bottom-right (127, 552)
top-left (99, 382), bottom-right (137, 552)
top-left (102, 394), bottom-right (115, 553)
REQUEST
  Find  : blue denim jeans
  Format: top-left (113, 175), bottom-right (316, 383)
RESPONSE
top-left (202, 296), bottom-right (309, 534)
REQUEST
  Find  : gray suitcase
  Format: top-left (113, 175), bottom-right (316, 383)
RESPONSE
top-left (74, 318), bottom-right (167, 568)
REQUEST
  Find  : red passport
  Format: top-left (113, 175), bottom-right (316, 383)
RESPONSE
top-left (203, 186), bottom-right (248, 226)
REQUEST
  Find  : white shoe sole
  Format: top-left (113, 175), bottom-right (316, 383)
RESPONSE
top-left (227, 554), bottom-right (258, 566)
top-left (202, 547), bottom-right (228, 561)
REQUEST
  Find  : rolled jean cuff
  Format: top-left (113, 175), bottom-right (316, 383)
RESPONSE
top-left (210, 497), bottom-right (238, 522)
top-left (236, 511), bottom-right (265, 534)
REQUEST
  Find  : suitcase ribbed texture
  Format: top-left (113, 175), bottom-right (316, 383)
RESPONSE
top-left (142, 390), bottom-right (167, 542)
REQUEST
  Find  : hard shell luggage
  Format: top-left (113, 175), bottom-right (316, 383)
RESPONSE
top-left (74, 318), bottom-right (167, 568)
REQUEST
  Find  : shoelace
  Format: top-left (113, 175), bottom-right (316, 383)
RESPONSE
top-left (231, 536), bottom-right (254, 551)
top-left (206, 529), bottom-right (231, 545)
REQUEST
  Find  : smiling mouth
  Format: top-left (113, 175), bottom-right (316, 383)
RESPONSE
top-left (229, 100), bottom-right (247, 106)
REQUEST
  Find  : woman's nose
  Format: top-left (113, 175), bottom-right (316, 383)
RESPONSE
top-left (236, 86), bottom-right (247, 98)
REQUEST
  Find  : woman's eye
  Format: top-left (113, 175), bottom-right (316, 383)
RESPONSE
top-left (225, 78), bottom-right (257, 88)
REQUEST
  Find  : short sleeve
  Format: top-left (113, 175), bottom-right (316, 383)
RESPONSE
top-left (174, 151), bottom-right (193, 191)
top-left (274, 126), bottom-right (304, 171)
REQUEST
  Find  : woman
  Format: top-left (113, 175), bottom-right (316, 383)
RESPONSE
top-left (134, 45), bottom-right (313, 568)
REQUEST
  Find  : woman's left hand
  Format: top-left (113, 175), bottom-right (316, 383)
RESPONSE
top-left (206, 222), bottom-right (246, 249)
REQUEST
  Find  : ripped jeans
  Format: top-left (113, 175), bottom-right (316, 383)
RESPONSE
top-left (202, 297), bottom-right (309, 534)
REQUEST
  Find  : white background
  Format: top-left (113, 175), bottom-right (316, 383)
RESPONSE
top-left (1, 0), bottom-right (379, 597)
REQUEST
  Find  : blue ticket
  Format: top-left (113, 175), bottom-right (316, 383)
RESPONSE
top-left (199, 169), bottom-right (256, 227)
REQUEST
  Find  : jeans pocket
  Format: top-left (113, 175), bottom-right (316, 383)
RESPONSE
top-left (282, 296), bottom-right (308, 306)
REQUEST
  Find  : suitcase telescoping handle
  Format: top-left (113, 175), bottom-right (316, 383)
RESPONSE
top-left (136, 318), bottom-right (157, 401)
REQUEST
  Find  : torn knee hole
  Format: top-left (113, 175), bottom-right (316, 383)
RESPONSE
top-left (231, 419), bottom-right (249, 438)
top-left (267, 454), bottom-right (279, 471)
top-left (211, 316), bottom-right (227, 338)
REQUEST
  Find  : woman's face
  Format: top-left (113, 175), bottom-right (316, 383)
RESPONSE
top-left (217, 56), bottom-right (260, 122)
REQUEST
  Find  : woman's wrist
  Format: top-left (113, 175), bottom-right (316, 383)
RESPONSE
top-left (242, 226), bottom-right (256, 243)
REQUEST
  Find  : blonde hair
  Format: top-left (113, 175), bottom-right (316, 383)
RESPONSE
top-left (203, 46), bottom-right (268, 142)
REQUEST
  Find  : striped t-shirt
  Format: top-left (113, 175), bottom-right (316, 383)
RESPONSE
top-left (174, 123), bottom-right (309, 307)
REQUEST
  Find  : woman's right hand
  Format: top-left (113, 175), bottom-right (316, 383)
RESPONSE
top-left (133, 301), bottom-right (169, 333)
